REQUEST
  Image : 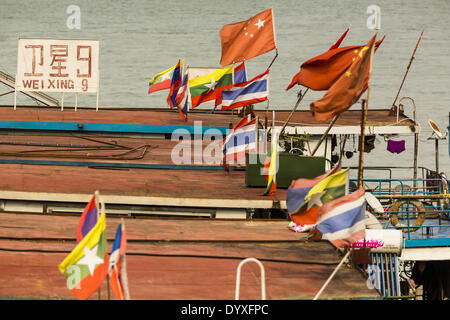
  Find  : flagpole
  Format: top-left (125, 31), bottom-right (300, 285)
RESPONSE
top-left (310, 114), bottom-right (340, 156)
top-left (279, 88), bottom-right (309, 136)
top-left (107, 274), bottom-right (111, 300)
top-left (391, 30), bottom-right (424, 122)
top-left (357, 26), bottom-right (379, 188)
top-left (266, 49), bottom-right (278, 71)
top-left (313, 250), bottom-right (351, 300)
top-left (121, 218), bottom-right (131, 300)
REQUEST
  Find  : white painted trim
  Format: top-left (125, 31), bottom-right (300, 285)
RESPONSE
top-left (0, 190), bottom-right (287, 210)
top-left (400, 247), bottom-right (450, 261)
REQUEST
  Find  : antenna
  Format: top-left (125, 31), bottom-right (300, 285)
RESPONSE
top-left (428, 119), bottom-right (445, 139)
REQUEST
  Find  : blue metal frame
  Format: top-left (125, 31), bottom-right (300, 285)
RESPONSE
top-left (0, 120), bottom-right (229, 135)
top-left (405, 238), bottom-right (450, 247)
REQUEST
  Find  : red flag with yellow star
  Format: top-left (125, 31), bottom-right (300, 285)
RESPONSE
top-left (219, 8), bottom-right (276, 66)
top-left (286, 28), bottom-right (350, 91)
top-left (310, 34), bottom-right (376, 121)
top-left (292, 35), bottom-right (384, 91)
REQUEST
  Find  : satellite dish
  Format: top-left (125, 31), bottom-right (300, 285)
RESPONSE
top-left (428, 119), bottom-right (443, 139)
top-left (365, 192), bottom-right (384, 214)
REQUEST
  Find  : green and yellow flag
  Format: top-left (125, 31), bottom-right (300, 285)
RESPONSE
top-left (189, 65), bottom-right (233, 108)
top-left (58, 209), bottom-right (109, 300)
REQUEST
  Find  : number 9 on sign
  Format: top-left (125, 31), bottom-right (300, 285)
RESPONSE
top-left (82, 79), bottom-right (88, 92)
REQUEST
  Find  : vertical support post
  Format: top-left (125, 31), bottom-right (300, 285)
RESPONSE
top-left (255, 115), bottom-right (259, 155)
top-left (61, 92), bottom-right (64, 111)
top-left (435, 138), bottom-right (439, 173)
top-left (96, 90), bottom-right (99, 112)
top-left (75, 93), bottom-right (78, 112)
top-left (13, 87), bottom-right (17, 110)
top-left (358, 99), bottom-right (367, 188)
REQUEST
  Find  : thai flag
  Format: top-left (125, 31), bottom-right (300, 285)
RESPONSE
top-left (166, 59), bottom-right (182, 110)
top-left (316, 187), bottom-right (366, 248)
top-left (221, 70), bottom-right (269, 111)
top-left (222, 114), bottom-right (257, 170)
top-left (233, 61), bottom-right (247, 84)
top-left (109, 221), bottom-right (129, 300)
top-left (174, 70), bottom-right (190, 121)
top-left (76, 191), bottom-right (99, 243)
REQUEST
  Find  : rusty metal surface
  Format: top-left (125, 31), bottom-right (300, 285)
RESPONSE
top-left (0, 212), bottom-right (379, 300)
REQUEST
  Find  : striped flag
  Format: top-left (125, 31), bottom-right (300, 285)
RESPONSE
top-left (220, 70), bottom-right (269, 111)
top-left (166, 59), bottom-right (182, 110)
top-left (234, 61), bottom-right (247, 84)
top-left (148, 60), bottom-right (184, 94)
top-left (173, 70), bottom-right (190, 121)
top-left (222, 115), bottom-right (257, 171)
top-left (109, 221), bottom-right (129, 300)
top-left (287, 166), bottom-right (348, 225)
top-left (262, 131), bottom-right (278, 196)
top-left (76, 191), bottom-right (99, 243)
top-left (316, 187), bottom-right (366, 248)
top-left (59, 208), bottom-right (109, 300)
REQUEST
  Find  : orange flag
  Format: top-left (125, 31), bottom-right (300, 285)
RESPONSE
top-left (289, 35), bottom-right (384, 91)
top-left (286, 28), bottom-right (350, 91)
top-left (219, 9), bottom-right (276, 66)
top-left (310, 34), bottom-right (377, 121)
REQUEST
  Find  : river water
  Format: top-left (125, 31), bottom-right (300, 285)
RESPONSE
top-left (0, 0), bottom-right (449, 176)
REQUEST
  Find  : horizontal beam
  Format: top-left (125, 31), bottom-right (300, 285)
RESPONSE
top-left (0, 190), bottom-right (286, 210)
top-left (0, 120), bottom-right (228, 135)
top-left (281, 125), bottom-right (418, 135)
top-left (0, 159), bottom-right (228, 171)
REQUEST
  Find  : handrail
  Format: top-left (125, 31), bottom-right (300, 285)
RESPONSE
top-left (235, 258), bottom-right (266, 300)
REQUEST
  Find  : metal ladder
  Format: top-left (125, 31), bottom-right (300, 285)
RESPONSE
top-left (0, 70), bottom-right (59, 106)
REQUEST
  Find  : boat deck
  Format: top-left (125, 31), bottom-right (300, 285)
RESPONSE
top-left (0, 212), bottom-right (379, 300)
top-left (0, 106), bottom-right (417, 213)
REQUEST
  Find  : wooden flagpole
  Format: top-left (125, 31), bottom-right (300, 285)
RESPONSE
top-left (310, 114), bottom-right (340, 156)
top-left (265, 49), bottom-right (278, 130)
top-left (279, 88), bottom-right (309, 136)
top-left (121, 218), bottom-right (131, 300)
top-left (357, 26), bottom-right (379, 188)
top-left (313, 250), bottom-right (351, 300)
top-left (391, 30), bottom-right (424, 117)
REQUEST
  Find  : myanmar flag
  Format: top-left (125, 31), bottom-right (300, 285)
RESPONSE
top-left (59, 209), bottom-right (109, 300)
top-left (288, 168), bottom-right (348, 225)
top-left (148, 60), bottom-right (184, 94)
top-left (188, 65), bottom-right (233, 108)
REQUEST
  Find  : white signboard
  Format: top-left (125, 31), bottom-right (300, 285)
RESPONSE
top-left (16, 38), bottom-right (99, 93)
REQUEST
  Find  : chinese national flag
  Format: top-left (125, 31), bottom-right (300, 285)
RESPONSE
top-left (310, 34), bottom-right (376, 121)
top-left (219, 8), bottom-right (276, 66)
top-left (286, 28), bottom-right (350, 91)
top-left (288, 35), bottom-right (384, 91)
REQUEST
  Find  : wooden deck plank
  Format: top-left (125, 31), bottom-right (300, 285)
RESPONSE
top-left (0, 106), bottom-right (415, 129)
top-left (0, 213), bottom-right (379, 300)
